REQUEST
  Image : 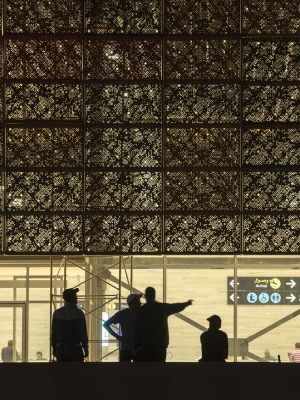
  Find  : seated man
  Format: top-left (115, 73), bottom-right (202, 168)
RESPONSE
top-left (36, 351), bottom-right (47, 361)
top-left (263, 349), bottom-right (276, 362)
top-left (290, 343), bottom-right (300, 363)
top-left (200, 315), bottom-right (228, 362)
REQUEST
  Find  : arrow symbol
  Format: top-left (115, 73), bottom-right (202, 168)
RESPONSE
top-left (286, 294), bottom-right (296, 303)
top-left (230, 279), bottom-right (239, 288)
top-left (230, 293), bottom-right (240, 302)
top-left (286, 279), bottom-right (296, 289)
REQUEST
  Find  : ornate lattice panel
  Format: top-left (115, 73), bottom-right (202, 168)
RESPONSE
top-left (1, 0), bottom-right (299, 254)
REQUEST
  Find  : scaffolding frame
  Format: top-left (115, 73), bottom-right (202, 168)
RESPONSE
top-left (49, 255), bottom-right (136, 362)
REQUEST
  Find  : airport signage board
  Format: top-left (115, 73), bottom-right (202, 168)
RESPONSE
top-left (227, 277), bottom-right (300, 305)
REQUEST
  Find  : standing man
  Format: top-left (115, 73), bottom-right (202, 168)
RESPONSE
top-left (200, 315), bottom-right (228, 362)
top-left (103, 293), bottom-right (142, 362)
top-left (1, 340), bottom-right (20, 362)
top-left (51, 288), bottom-right (88, 362)
top-left (134, 286), bottom-right (193, 361)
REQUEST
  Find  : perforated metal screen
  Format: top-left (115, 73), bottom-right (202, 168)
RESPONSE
top-left (0, 1), bottom-right (299, 254)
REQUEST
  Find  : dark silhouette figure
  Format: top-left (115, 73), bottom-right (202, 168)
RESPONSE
top-left (103, 293), bottom-right (142, 362)
top-left (134, 286), bottom-right (193, 361)
top-left (200, 315), bottom-right (228, 362)
top-left (51, 288), bottom-right (88, 362)
top-left (1, 340), bottom-right (21, 362)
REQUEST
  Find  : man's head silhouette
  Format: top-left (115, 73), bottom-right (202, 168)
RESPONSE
top-left (145, 287), bottom-right (156, 302)
top-left (63, 288), bottom-right (79, 304)
top-left (207, 314), bottom-right (221, 329)
top-left (127, 293), bottom-right (142, 309)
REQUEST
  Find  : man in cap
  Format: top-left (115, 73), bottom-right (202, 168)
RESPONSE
top-left (134, 286), bottom-right (193, 361)
top-left (200, 314), bottom-right (228, 362)
top-left (103, 293), bottom-right (142, 361)
top-left (51, 288), bottom-right (88, 362)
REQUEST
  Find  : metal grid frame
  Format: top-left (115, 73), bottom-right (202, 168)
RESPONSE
top-left (0, 0), bottom-right (299, 255)
top-left (50, 255), bottom-right (138, 362)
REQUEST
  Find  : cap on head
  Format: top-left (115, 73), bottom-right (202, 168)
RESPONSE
top-left (63, 287), bottom-right (79, 302)
top-left (126, 293), bottom-right (142, 305)
top-left (207, 315), bottom-right (221, 326)
top-left (145, 286), bottom-right (156, 300)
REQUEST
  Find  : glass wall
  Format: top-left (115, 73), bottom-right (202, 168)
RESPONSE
top-left (1, 255), bottom-right (300, 362)
top-left (0, 257), bottom-right (86, 362)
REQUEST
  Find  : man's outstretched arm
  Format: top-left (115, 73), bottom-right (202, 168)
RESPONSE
top-left (165, 299), bottom-right (193, 316)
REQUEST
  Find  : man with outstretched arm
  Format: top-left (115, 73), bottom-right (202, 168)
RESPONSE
top-left (134, 286), bottom-right (193, 361)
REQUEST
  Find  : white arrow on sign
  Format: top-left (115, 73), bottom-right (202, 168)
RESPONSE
top-left (286, 294), bottom-right (296, 303)
top-left (230, 293), bottom-right (240, 302)
top-left (230, 279), bottom-right (239, 288)
top-left (286, 279), bottom-right (296, 289)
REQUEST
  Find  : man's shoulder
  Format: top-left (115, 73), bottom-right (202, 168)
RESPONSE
top-left (109, 308), bottom-right (130, 321)
top-left (53, 306), bottom-right (64, 317)
top-left (53, 305), bottom-right (84, 318)
top-left (292, 349), bottom-right (300, 354)
top-left (201, 329), bottom-right (227, 337)
top-left (140, 301), bottom-right (163, 311)
top-left (114, 308), bottom-right (130, 318)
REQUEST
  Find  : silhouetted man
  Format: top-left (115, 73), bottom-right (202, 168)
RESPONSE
top-left (51, 288), bottom-right (88, 362)
top-left (103, 293), bottom-right (142, 362)
top-left (200, 315), bottom-right (228, 362)
top-left (134, 286), bottom-right (193, 361)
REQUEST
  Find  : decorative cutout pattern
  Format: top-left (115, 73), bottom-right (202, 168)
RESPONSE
top-left (86, 172), bottom-right (161, 211)
top-left (243, 85), bottom-right (300, 122)
top-left (165, 172), bottom-right (240, 211)
top-left (6, 215), bottom-right (82, 253)
top-left (165, 215), bottom-right (240, 253)
top-left (85, 39), bottom-right (161, 80)
top-left (6, 83), bottom-right (82, 120)
top-left (244, 172), bottom-right (300, 211)
top-left (165, 128), bottom-right (240, 167)
top-left (6, 128), bottom-right (83, 167)
top-left (244, 216), bottom-right (300, 253)
top-left (166, 84), bottom-right (239, 123)
top-left (243, 0), bottom-right (300, 34)
top-left (6, 39), bottom-right (82, 79)
top-left (6, 172), bottom-right (82, 211)
top-left (0, 1), bottom-right (299, 254)
top-left (86, 128), bottom-right (161, 168)
top-left (6, 0), bottom-right (82, 33)
top-left (165, 0), bottom-right (240, 34)
top-left (165, 40), bottom-right (240, 80)
top-left (243, 129), bottom-right (300, 166)
top-left (243, 41), bottom-right (300, 81)
top-left (85, 215), bottom-right (161, 253)
top-left (85, 0), bottom-right (161, 33)
top-left (85, 84), bottom-right (161, 123)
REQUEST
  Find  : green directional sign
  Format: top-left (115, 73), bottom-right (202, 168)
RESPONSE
top-left (227, 277), bottom-right (300, 305)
